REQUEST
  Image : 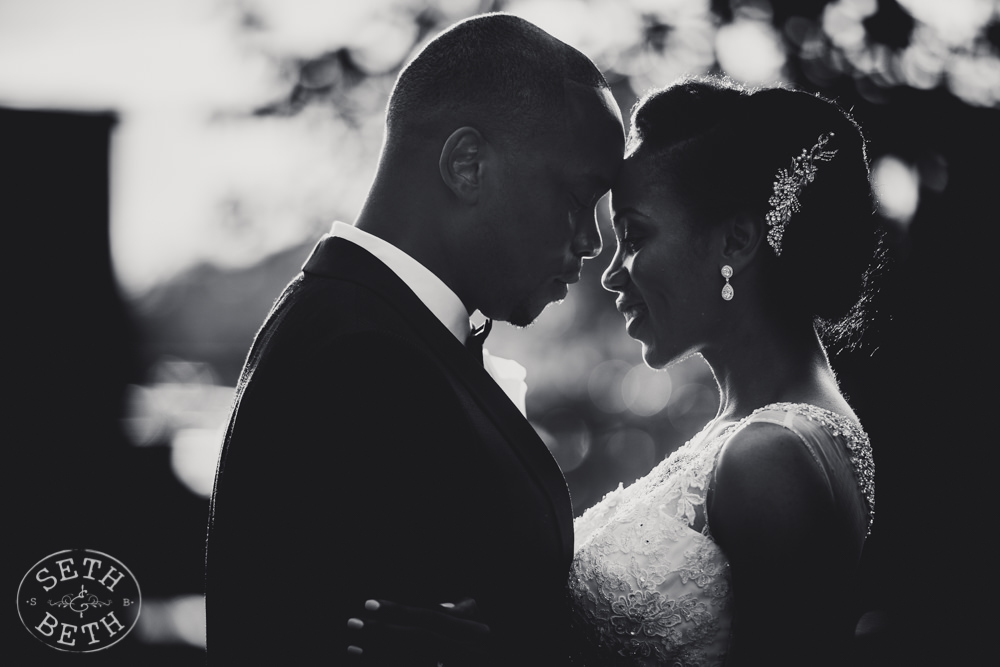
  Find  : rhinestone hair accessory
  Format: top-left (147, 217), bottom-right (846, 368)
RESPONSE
top-left (765, 132), bottom-right (838, 255)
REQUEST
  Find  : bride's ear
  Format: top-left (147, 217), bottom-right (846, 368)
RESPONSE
top-left (439, 127), bottom-right (488, 205)
top-left (719, 212), bottom-right (765, 271)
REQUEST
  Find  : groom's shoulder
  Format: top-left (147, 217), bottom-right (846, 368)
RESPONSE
top-left (262, 284), bottom-right (448, 383)
top-left (262, 270), bottom-right (405, 343)
top-left (252, 269), bottom-right (463, 391)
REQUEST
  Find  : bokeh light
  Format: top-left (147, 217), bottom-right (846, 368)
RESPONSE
top-left (605, 428), bottom-right (657, 484)
top-left (588, 359), bottom-right (633, 413)
top-left (506, 0), bottom-right (643, 68)
top-left (172, 427), bottom-right (227, 498)
top-left (898, 0), bottom-right (996, 47)
top-left (622, 364), bottom-right (673, 416)
top-left (535, 409), bottom-right (593, 472)
top-left (666, 381), bottom-right (720, 435)
top-left (716, 18), bottom-right (787, 85)
top-left (121, 360), bottom-right (233, 498)
top-left (872, 154), bottom-right (920, 224)
top-left (135, 595), bottom-right (206, 648)
top-left (823, 0), bottom-right (877, 50)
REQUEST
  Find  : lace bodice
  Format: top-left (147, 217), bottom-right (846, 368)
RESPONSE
top-left (567, 403), bottom-right (874, 666)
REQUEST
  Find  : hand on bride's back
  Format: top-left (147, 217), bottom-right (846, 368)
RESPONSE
top-left (346, 597), bottom-right (494, 666)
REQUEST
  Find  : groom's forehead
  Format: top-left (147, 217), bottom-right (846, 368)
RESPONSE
top-left (557, 88), bottom-right (622, 159)
top-left (562, 81), bottom-right (622, 128)
top-left (558, 89), bottom-right (624, 177)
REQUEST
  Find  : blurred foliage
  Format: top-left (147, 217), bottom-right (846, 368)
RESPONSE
top-left (136, 0), bottom-right (997, 512)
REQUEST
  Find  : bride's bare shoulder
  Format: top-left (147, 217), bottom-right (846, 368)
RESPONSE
top-left (709, 420), bottom-right (836, 553)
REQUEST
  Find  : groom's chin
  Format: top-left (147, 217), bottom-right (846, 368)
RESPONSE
top-left (507, 295), bottom-right (566, 329)
top-left (505, 306), bottom-right (539, 329)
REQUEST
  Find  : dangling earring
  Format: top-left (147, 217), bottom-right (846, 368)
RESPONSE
top-left (721, 265), bottom-right (734, 301)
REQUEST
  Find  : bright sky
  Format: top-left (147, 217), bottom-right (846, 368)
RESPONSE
top-left (0, 0), bottom-right (791, 295)
top-left (2, 0), bottom-right (985, 292)
top-left (0, 0), bottom-right (392, 294)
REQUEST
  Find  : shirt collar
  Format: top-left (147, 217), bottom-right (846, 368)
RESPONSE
top-left (329, 221), bottom-right (471, 342)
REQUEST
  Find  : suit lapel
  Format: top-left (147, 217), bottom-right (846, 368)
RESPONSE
top-left (302, 235), bottom-right (575, 562)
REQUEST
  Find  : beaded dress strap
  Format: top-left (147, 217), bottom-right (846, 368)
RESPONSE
top-left (740, 402), bottom-right (875, 532)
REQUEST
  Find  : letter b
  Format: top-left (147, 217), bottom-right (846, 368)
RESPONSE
top-left (35, 612), bottom-right (59, 637)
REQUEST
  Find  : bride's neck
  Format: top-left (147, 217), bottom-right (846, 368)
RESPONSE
top-left (703, 318), bottom-right (838, 423)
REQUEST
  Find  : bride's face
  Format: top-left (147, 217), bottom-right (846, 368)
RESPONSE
top-left (602, 151), bottom-right (723, 368)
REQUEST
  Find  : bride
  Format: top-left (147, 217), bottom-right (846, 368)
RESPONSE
top-left (565, 75), bottom-right (878, 666)
top-left (347, 75), bottom-right (880, 666)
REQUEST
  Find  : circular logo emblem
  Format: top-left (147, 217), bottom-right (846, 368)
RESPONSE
top-left (17, 549), bottom-right (141, 652)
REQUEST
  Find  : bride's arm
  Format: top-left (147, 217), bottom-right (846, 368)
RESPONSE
top-left (708, 422), bottom-right (848, 667)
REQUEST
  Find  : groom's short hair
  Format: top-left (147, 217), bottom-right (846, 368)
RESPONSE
top-left (385, 13), bottom-right (608, 151)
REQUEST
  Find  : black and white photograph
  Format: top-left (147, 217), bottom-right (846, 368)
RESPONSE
top-left (4, 0), bottom-right (995, 665)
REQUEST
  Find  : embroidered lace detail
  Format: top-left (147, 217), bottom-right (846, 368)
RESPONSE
top-left (568, 403), bottom-right (875, 666)
top-left (569, 419), bottom-right (734, 666)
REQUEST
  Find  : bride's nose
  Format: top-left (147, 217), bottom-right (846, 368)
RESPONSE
top-left (601, 249), bottom-right (628, 293)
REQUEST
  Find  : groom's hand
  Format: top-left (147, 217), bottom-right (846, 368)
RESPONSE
top-left (346, 597), bottom-right (494, 666)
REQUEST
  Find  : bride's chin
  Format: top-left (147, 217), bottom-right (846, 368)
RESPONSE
top-left (640, 343), bottom-right (666, 370)
top-left (641, 340), bottom-right (692, 371)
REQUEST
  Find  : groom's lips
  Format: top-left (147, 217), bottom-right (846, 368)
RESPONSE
top-left (558, 265), bottom-right (583, 284)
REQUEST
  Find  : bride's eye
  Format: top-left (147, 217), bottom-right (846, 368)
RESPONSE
top-left (622, 231), bottom-right (643, 254)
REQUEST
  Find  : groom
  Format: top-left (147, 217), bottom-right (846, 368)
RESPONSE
top-left (206, 12), bottom-right (623, 666)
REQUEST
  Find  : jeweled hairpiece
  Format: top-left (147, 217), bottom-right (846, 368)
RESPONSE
top-left (765, 132), bottom-right (838, 255)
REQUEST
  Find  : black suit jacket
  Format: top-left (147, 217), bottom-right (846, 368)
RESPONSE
top-left (206, 236), bottom-right (575, 664)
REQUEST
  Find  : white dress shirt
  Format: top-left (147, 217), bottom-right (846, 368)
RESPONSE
top-left (329, 221), bottom-right (528, 415)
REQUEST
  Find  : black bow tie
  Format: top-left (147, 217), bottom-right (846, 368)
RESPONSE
top-left (465, 318), bottom-right (492, 365)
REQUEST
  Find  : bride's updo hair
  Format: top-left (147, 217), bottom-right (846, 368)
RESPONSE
top-left (628, 76), bottom-right (883, 345)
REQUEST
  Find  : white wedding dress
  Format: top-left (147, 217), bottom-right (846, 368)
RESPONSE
top-left (567, 403), bottom-right (875, 666)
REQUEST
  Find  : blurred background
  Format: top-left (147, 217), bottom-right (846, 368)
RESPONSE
top-left (3, 0), bottom-right (995, 664)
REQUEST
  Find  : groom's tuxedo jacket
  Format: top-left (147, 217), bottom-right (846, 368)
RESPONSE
top-left (207, 235), bottom-right (575, 665)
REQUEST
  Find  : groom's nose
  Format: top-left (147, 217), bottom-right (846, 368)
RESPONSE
top-left (571, 209), bottom-right (603, 259)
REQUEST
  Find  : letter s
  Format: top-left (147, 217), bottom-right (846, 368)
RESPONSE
top-left (36, 568), bottom-right (57, 592)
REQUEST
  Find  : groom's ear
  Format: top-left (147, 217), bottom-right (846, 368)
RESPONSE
top-left (439, 127), bottom-right (488, 205)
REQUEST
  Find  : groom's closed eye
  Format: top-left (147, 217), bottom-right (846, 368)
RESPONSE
top-left (568, 192), bottom-right (588, 212)
top-left (575, 175), bottom-right (613, 210)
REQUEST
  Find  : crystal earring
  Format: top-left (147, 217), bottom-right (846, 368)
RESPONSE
top-left (721, 265), bottom-right (734, 301)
